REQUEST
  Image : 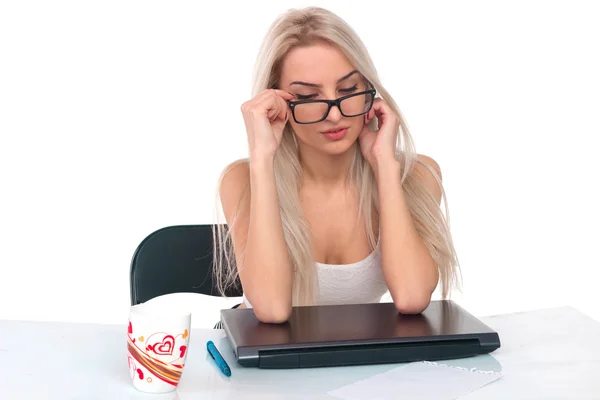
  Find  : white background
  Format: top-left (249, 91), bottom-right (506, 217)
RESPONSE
top-left (1, 0), bottom-right (599, 328)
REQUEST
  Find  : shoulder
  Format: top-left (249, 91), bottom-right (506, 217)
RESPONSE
top-left (412, 154), bottom-right (443, 204)
top-left (219, 158), bottom-right (251, 216)
top-left (219, 158), bottom-right (250, 189)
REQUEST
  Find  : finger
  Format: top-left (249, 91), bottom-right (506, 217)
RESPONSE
top-left (365, 107), bottom-right (375, 123)
top-left (256, 94), bottom-right (283, 121)
top-left (266, 105), bottom-right (281, 121)
top-left (275, 95), bottom-right (291, 121)
top-left (371, 99), bottom-right (394, 126)
top-left (272, 89), bottom-right (295, 101)
top-left (269, 102), bottom-right (289, 123)
top-left (248, 89), bottom-right (291, 122)
top-left (251, 89), bottom-right (283, 108)
top-left (265, 90), bottom-right (291, 121)
top-left (368, 99), bottom-right (383, 121)
top-left (254, 89), bottom-right (294, 105)
top-left (271, 91), bottom-right (292, 122)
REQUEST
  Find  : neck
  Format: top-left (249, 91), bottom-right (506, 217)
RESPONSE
top-left (298, 143), bottom-right (357, 187)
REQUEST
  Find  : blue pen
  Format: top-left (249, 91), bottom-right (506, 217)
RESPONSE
top-left (207, 340), bottom-right (231, 377)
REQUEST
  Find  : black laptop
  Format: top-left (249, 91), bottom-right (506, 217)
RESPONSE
top-left (220, 300), bottom-right (501, 369)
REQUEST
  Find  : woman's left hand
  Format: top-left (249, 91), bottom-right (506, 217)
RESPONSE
top-left (358, 98), bottom-right (400, 169)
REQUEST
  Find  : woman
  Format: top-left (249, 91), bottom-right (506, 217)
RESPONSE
top-left (212, 6), bottom-right (460, 325)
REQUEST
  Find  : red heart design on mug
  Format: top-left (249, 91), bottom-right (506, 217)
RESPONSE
top-left (153, 335), bottom-right (175, 355)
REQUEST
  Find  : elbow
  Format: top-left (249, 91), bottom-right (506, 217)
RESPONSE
top-left (393, 293), bottom-right (431, 315)
top-left (253, 302), bottom-right (292, 324)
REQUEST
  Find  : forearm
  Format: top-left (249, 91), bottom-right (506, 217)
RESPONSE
top-left (242, 157), bottom-right (293, 322)
top-left (376, 159), bottom-right (439, 313)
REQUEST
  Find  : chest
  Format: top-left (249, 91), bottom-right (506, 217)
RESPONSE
top-left (300, 186), bottom-right (378, 265)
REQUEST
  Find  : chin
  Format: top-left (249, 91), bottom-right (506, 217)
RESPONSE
top-left (319, 129), bottom-right (360, 154)
top-left (321, 138), bottom-right (357, 155)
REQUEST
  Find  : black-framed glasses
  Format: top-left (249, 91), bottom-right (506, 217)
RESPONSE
top-left (287, 89), bottom-right (376, 124)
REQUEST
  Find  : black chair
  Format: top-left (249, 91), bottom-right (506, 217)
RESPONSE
top-left (129, 224), bottom-right (243, 305)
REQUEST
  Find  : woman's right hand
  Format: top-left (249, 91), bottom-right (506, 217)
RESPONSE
top-left (240, 89), bottom-right (295, 161)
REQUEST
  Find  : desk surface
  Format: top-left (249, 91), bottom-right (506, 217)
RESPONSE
top-left (1, 306), bottom-right (599, 399)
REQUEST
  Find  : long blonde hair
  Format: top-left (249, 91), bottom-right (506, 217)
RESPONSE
top-left (213, 6), bottom-right (460, 305)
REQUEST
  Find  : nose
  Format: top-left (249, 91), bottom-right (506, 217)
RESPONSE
top-left (325, 103), bottom-right (342, 123)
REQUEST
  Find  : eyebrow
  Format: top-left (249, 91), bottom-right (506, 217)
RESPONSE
top-left (289, 70), bottom-right (359, 88)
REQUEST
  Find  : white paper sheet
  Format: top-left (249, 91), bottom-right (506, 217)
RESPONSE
top-left (327, 360), bottom-right (503, 400)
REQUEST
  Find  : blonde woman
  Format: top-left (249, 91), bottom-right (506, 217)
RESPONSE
top-left (213, 6), bottom-right (460, 325)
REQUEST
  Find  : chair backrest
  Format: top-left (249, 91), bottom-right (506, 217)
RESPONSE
top-left (129, 224), bottom-right (243, 305)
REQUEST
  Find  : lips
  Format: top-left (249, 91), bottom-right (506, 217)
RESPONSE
top-left (322, 126), bottom-right (348, 134)
top-left (322, 127), bottom-right (348, 141)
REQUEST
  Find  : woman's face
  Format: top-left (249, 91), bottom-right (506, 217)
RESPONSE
top-left (279, 42), bottom-right (372, 155)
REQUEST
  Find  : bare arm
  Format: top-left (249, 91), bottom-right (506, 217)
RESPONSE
top-left (376, 155), bottom-right (441, 314)
top-left (220, 90), bottom-right (296, 323)
top-left (359, 98), bottom-right (442, 314)
top-left (220, 160), bottom-right (294, 323)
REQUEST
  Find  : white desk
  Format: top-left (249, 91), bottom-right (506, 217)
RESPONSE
top-left (1, 306), bottom-right (599, 399)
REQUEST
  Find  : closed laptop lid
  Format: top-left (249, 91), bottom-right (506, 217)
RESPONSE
top-left (221, 300), bottom-right (500, 365)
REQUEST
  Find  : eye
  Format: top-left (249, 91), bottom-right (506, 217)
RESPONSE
top-left (339, 84), bottom-right (358, 93)
top-left (295, 94), bottom-right (316, 100)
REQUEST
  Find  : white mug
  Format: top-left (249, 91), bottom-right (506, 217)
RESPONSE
top-left (127, 300), bottom-right (192, 393)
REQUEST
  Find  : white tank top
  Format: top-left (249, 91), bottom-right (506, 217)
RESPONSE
top-left (242, 242), bottom-right (389, 308)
